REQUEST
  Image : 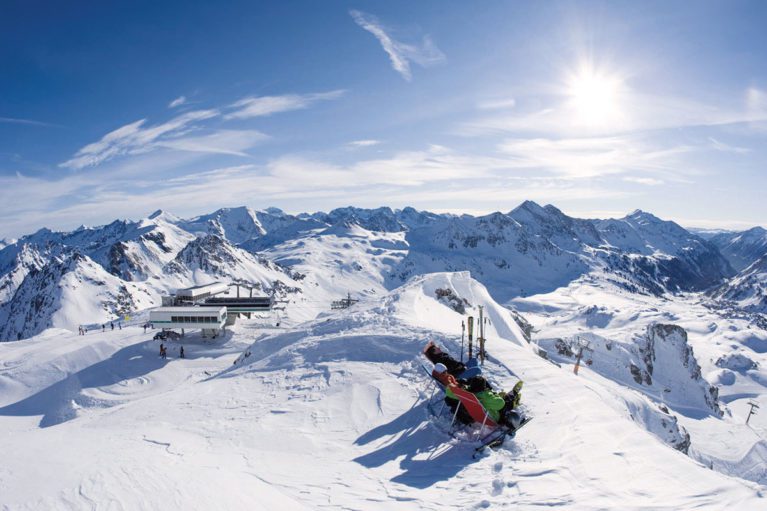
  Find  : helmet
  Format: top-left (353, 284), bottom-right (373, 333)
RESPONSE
top-left (433, 363), bottom-right (448, 374)
top-left (468, 376), bottom-right (488, 393)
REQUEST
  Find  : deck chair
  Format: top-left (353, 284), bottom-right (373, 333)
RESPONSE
top-left (447, 384), bottom-right (500, 431)
top-left (422, 364), bottom-right (532, 453)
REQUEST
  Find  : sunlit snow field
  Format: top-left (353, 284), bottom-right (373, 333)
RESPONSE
top-left (1, 273), bottom-right (764, 510)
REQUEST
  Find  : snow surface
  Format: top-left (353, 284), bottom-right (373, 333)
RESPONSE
top-left (1, 272), bottom-right (764, 509)
top-left (513, 275), bottom-right (767, 487)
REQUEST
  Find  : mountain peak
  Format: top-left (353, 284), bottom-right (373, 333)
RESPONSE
top-left (148, 209), bottom-right (181, 223)
top-left (626, 209), bottom-right (664, 225)
top-left (743, 226), bottom-right (767, 237)
top-left (511, 200), bottom-right (546, 214)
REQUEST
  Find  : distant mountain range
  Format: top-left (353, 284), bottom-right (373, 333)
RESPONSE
top-left (1, 201), bottom-right (765, 341)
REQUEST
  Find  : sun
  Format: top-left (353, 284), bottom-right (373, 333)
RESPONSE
top-left (566, 67), bottom-right (622, 126)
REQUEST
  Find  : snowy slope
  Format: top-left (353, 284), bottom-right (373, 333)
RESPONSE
top-left (1, 272), bottom-right (763, 509)
top-left (0, 252), bottom-right (155, 341)
top-left (711, 255), bottom-right (767, 313)
top-left (162, 234), bottom-right (302, 294)
top-left (513, 274), bottom-right (767, 485)
top-left (710, 227), bottom-right (767, 272)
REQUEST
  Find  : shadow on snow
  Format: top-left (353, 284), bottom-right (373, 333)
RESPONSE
top-left (353, 399), bottom-right (477, 489)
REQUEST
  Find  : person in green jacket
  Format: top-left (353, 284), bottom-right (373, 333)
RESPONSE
top-left (467, 376), bottom-right (523, 425)
top-left (467, 377), bottom-right (506, 422)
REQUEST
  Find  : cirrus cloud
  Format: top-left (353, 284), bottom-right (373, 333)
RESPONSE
top-left (350, 10), bottom-right (445, 81)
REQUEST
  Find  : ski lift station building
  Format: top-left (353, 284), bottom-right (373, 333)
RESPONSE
top-left (175, 283), bottom-right (230, 303)
top-left (149, 306), bottom-right (228, 336)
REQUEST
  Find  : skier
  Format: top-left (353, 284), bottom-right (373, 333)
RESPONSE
top-left (102, 324), bottom-right (105, 332)
top-left (118, 322), bottom-right (122, 330)
top-left (160, 343), bottom-right (166, 359)
top-left (110, 322), bottom-right (114, 331)
top-left (143, 324), bottom-right (147, 334)
top-left (180, 346), bottom-right (185, 359)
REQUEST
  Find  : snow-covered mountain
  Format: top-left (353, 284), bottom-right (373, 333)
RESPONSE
top-left (1, 200), bottom-right (766, 507)
top-left (163, 234), bottom-right (303, 297)
top-left (389, 202), bottom-right (733, 301)
top-left (0, 201), bottom-right (759, 342)
top-left (707, 227), bottom-right (767, 313)
top-left (0, 215), bottom-right (302, 341)
top-left (0, 252), bottom-right (154, 341)
top-left (710, 226), bottom-right (767, 272)
top-left (711, 254), bottom-right (767, 313)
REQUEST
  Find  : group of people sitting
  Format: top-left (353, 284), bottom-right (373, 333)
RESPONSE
top-left (424, 341), bottom-right (524, 430)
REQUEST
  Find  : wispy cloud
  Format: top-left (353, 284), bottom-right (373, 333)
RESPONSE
top-left (60, 90), bottom-right (344, 169)
top-left (496, 136), bottom-right (691, 179)
top-left (623, 176), bottom-right (664, 186)
top-left (477, 97), bottom-right (517, 110)
top-left (168, 96), bottom-right (187, 108)
top-left (708, 136), bottom-right (751, 154)
top-left (3, 145), bottom-right (619, 236)
top-left (225, 90), bottom-right (345, 120)
top-left (348, 139), bottom-right (381, 148)
top-left (156, 129), bottom-right (269, 156)
top-left (60, 110), bottom-right (219, 169)
top-left (350, 10), bottom-right (445, 81)
top-left (0, 116), bottom-right (57, 127)
top-left (460, 86), bottom-right (767, 139)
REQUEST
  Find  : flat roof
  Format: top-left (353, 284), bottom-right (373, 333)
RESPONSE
top-left (176, 282), bottom-right (229, 296)
top-left (205, 297), bottom-right (272, 304)
top-left (151, 306), bottom-right (226, 314)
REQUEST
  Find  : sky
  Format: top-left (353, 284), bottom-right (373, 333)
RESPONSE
top-left (2, 0), bottom-right (767, 238)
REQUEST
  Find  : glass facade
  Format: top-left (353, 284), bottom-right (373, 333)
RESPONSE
top-left (169, 315), bottom-right (221, 323)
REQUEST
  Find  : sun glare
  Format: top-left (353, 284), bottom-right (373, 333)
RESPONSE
top-left (567, 67), bottom-right (622, 126)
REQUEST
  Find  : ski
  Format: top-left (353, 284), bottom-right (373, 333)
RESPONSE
top-left (472, 416), bottom-right (533, 457)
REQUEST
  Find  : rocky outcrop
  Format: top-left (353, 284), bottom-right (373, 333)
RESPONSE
top-left (641, 324), bottom-right (723, 417)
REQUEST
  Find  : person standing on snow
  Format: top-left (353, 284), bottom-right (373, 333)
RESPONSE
top-left (110, 322), bottom-right (114, 331)
top-left (180, 346), bottom-right (185, 359)
top-left (102, 324), bottom-right (105, 332)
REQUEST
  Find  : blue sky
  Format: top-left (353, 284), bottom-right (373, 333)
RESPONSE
top-left (2, 0), bottom-right (767, 237)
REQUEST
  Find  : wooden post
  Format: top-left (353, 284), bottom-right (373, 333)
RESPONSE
top-left (574, 345), bottom-right (584, 375)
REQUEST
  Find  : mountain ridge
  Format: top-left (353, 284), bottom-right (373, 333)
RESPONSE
top-left (1, 201), bottom-right (764, 340)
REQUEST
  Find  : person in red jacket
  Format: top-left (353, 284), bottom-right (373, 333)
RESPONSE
top-left (433, 363), bottom-right (474, 424)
